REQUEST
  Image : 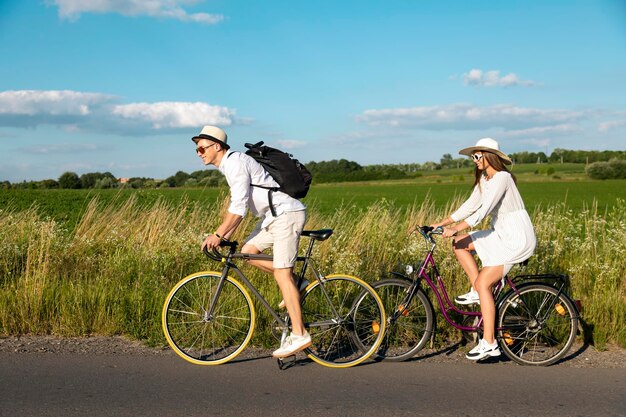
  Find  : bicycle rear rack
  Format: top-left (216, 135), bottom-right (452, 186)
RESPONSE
top-left (510, 273), bottom-right (582, 313)
top-left (510, 273), bottom-right (569, 285)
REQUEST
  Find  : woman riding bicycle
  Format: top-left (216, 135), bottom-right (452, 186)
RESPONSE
top-left (431, 138), bottom-right (536, 361)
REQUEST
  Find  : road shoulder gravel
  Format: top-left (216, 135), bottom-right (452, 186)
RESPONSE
top-left (1, 335), bottom-right (624, 368)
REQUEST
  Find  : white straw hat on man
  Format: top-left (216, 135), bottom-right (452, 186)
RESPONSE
top-left (191, 125), bottom-right (230, 149)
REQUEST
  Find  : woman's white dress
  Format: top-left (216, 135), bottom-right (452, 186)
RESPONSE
top-left (451, 171), bottom-right (536, 275)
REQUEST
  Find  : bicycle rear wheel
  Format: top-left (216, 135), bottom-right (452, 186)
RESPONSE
top-left (162, 272), bottom-right (256, 365)
top-left (498, 283), bottom-right (577, 366)
top-left (371, 278), bottom-right (434, 361)
top-left (300, 275), bottom-right (386, 368)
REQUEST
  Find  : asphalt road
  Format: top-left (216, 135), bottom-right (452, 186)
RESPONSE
top-left (1, 350), bottom-right (624, 417)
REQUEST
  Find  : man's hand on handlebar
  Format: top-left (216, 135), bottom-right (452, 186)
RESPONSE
top-left (202, 234), bottom-right (222, 251)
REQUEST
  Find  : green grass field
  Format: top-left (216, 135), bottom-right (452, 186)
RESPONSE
top-left (0, 165), bottom-right (624, 349)
top-left (2, 165), bottom-right (625, 229)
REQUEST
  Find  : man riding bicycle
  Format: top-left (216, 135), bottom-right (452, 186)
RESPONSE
top-left (193, 125), bottom-right (311, 358)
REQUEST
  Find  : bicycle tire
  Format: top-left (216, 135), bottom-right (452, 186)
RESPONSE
top-left (300, 275), bottom-right (386, 368)
top-left (371, 278), bottom-right (434, 361)
top-left (162, 272), bottom-right (256, 365)
top-left (497, 283), bottom-right (578, 366)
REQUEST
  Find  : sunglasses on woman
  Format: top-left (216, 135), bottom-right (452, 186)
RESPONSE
top-left (471, 153), bottom-right (483, 161)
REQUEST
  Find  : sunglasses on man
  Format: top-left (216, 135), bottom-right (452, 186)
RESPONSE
top-left (196, 143), bottom-right (216, 155)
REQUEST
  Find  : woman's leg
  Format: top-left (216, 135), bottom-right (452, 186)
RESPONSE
top-left (453, 234), bottom-right (479, 287)
top-left (474, 265), bottom-right (505, 343)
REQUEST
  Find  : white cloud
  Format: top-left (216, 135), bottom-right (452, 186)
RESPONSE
top-left (275, 140), bottom-right (307, 150)
top-left (598, 120), bottom-right (626, 132)
top-left (500, 124), bottom-right (581, 137)
top-left (50, 0), bottom-right (224, 24)
top-left (357, 104), bottom-right (584, 130)
top-left (462, 69), bottom-right (536, 87)
top-left (0, 90), bottom-right (114, 116)
top-left (19, 143), bottom-right (113, 154)
top-left (326, 129), bottom-right (412, 146)
top-left (112, 101), bottom-right (235, 128)
top-left (519, 138), bottom-right (552, 148)
top-left (0, 89), bottom-right (237, 133)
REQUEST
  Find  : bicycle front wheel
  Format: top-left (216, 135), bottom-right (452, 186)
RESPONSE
top-left (300, 275), bottom-right (386, 368)
top-left (498, 283), bottom-right (577, 366)
top-left (162, 272), bottom-right (256, 365)
top-left (372, 278), bottom-right (434, 361)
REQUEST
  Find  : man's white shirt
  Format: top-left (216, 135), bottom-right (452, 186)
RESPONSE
top-left (218, 150), bottom-right (305, 227)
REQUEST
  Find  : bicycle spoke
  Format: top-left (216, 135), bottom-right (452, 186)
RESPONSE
top-left (167, 309), bottom-right (202, 317)
top-left (163, 274), bottom-right (255, 365)
top-left (498, 284), bottom-right (576, 365)
top-left (370, 279), bottom-right (433, 361)
top-left (301, 276), bottom-right (385, 367)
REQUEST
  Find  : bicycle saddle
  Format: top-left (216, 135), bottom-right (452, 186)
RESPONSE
top-left (302, 229), bottom-right (333, 241)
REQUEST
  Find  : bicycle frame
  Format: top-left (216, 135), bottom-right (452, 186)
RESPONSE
top-left (373, 226), bottom-right (581, 365)
top-left (164, 228), bottom-right (387, 368)
top-left (399, 228), bottom-right (521, 333)
top-left (204, 236), bottom-right (331, 332)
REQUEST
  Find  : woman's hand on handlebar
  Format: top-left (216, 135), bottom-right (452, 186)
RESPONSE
top-left (429, 221), bottom-right (449, 232)
top-left (430, 218), bottom-right (458, 238)
top-left (415, 225), bottom-right (444, 238)
top-left (441, 227), bottom-right (458, 238)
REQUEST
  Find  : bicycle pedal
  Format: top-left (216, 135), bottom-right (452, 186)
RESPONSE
top-left (276, 355), bottom-right (297, 370)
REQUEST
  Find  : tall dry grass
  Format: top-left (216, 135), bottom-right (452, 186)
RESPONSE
top-left (0, 196), bottom-right (624, 348)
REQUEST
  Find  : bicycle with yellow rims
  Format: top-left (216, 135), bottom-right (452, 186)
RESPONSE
top-left (162, 229), bottom-right (386, 368)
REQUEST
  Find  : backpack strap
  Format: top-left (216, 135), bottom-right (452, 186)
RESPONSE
top-left (229, 150), bottom-right (279, 217)
top-left (250, 184), bottom-right (279, 217)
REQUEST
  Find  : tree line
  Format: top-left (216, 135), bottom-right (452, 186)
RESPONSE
top-left (510, 149), bottom-right (626, 164)
top-left (2, 148), bottom-right (624, 189)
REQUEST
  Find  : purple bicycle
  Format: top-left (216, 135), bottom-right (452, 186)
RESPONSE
top-left (371, 226), bottom-right (580, 366)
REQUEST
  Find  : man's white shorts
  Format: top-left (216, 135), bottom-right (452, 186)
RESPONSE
top-left (245, 210), bottom-right (306, 269)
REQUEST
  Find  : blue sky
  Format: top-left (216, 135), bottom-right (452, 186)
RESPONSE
top-left (1, 0), bottom-right (625, 182)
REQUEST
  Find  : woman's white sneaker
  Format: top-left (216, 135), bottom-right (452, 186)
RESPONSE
top-left (454, 289), bottom-right (480, 305)
top-left (272, 332), bottom-right (312, 358)
top-left (466, 338), bottom-right (501, 361)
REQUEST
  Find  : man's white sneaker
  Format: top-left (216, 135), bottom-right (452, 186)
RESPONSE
top-left (278, 279), bottom-right (310, 309)
top-left (466, 338), bottom-right (501, 361)
top-left (272, 332), bottom-right (312, 358)
top-left (454, 289), bottom-right (480, 305)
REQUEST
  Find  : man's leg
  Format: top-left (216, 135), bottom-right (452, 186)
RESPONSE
top-left (273, 267), bottom-right (305, 336)
top-left (269, 211), bottom-right (306, 336)
top-left (241, 243), bottom-right (303, 332)
top-left (241, 243), bottom-right (274, 273)
top-left (268, 211), bottom-right (310, 358)
top-left (241, 244), bottom-right (301, 309)
top-left (271, 267), bottom-right (311, 358)
top-left (243, 212), bottom-right (308, 357)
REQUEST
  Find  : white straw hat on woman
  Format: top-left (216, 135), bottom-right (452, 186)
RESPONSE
top-left (458, 138), bottom-right (512, 165)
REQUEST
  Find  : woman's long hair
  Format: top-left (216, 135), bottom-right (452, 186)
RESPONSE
top-left (472, 151), bottom-right (516, 188)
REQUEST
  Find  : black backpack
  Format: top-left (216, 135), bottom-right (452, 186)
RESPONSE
top-left (244, 141), bottom-right (312, 216)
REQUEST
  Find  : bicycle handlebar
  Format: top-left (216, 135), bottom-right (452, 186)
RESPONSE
top-left (416, 225), bottom-right (443, 237)
top-left (202, 239), bottom-right (238, 262)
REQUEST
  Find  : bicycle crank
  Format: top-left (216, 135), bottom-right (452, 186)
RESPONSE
top-left (277, 355), bottom-right (297, 370)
